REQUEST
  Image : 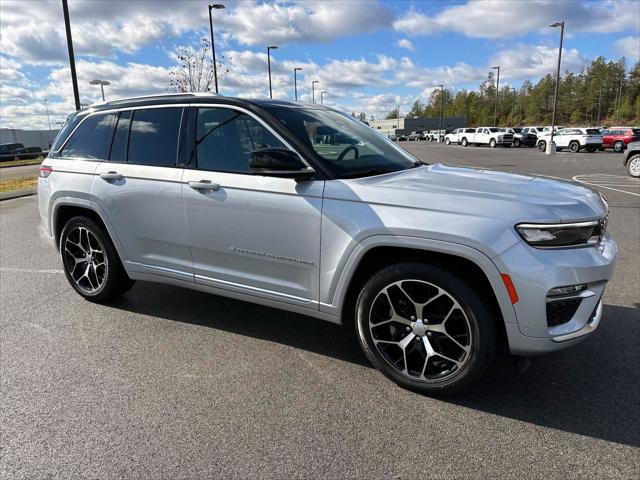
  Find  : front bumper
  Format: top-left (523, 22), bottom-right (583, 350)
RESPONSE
top-left (496, 233), bottom-right (617, 356)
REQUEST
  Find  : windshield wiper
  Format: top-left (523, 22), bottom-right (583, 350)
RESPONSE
top-left (339, 168), bottom-right (396, 179)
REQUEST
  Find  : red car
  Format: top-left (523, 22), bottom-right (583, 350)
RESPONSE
top-left (601, 127), bottom-right (640, 152)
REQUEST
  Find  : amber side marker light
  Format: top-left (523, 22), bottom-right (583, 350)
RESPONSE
top-left (501, 273), bottom-right (519, 304)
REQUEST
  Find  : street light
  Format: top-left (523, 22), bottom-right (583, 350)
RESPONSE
top-left (89, 79), bottom-right (110, 101)
top-left (548, 21), bottom-right (564, 154)
top-left (616, 74), bottom-right (624, 125)
top-left (208, 4), bottom-right (225, 94)
top-left (267, 45), bottom-right (278, 99)
top-left (311, 80), bottom-right (319, 103)
top-left (44, 99), bottom-right (51, 130)
top-left (511, 87), bottom-right (517, 119)
top-left (320, 90), bottom-right (326, 105)
top-left (492, 65), bottom-right (500, 127)
top-left (62, 0), bottom-right (80, 111)
top-left (437, 84), bottom-right (444, 140)
top-left (293, 67), bottom-right (302, 101)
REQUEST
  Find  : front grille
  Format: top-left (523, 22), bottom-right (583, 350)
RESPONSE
top-left (546, 298), bottom-right (582, 327)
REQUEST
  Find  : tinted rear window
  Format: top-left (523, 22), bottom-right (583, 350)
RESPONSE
top-left (61, 113), bottom-right (117, 160)
top-left (632, 129), bottom-right (640, 135)
top-left (586, 129), bottom-right (600, 135)
top-left (128, 108), bottom-right (182, 167)
top-left (109, 111), bottom-right (131, 162)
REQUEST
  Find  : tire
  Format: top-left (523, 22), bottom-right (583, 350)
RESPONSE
top-left (569, 141), bottom-right (580, 153)
top-left (586, 146), bottom-right (597, 153)
top-left (489, 138), bottom-right (497, 148)
top-left (461, 138), bottom-right (468, 147)
top-left (538, 140), bottom-right (546, 151)
top-left (513, 139), bottom-right (521, 148)
top-left (613, 141), bottom-right (624, 153)
top-left (627, 154), bottom-right (640, 177)
top-left (445, 138), bottom-right (451, 145)
top-left (355, 262), bottom-right (497, 395)
top-left (60, 216), bottom-right (135, 302)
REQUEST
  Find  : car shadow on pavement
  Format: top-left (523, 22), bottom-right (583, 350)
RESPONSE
top-left (111, 283), bottom-right (639, 448)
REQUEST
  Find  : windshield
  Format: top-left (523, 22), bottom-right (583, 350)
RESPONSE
top-left (488, 128), bottom-right (500, 133)
top-left (265, 107), bottom-right (419, 178)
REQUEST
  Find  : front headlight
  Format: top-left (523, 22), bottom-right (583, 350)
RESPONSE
top-left (516, 220), bottom-right (605, 248)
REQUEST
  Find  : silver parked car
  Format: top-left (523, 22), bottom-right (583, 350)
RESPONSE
top-left (39, 93), bottom-right (617, 394)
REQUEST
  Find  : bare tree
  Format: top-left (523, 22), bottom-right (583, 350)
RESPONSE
top-left (169, 38), bottom-right (230, 93)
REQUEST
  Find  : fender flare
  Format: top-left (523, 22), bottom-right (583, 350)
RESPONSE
top-left (320, 234), bottom-right (517, 326)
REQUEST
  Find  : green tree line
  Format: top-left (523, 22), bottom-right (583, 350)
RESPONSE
top-left (394, 57), bottom-right (640, 127)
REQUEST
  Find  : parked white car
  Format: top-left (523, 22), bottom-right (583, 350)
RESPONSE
top-left (445, 128), bottom-right (475, 145)
top-left (537, 128), bottom-right (603, 153)
top-left (467, 127), bottom-right (513, 148)
top-left (522, 126), bottom-right (545, 137)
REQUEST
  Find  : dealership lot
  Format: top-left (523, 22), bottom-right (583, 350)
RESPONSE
top-left (1, 145), bottom-right (638, 479)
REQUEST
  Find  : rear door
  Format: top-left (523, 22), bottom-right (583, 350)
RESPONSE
top-left (90, 107), bottom-right (193, 282)
top-left (181, 105), bottom-right (323, 309)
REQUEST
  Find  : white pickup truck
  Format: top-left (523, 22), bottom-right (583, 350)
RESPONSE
top-left (458, 127), bottom-right (513, 148)
top-left (537, 128), bottom-right (603, 153)
top-left (444, 128), bottom-right (476, 145)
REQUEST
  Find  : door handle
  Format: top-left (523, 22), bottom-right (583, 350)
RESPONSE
top-left (188, 180), bottom-right (220, 191)
top-left (99, 171), bottom-right (123, 181)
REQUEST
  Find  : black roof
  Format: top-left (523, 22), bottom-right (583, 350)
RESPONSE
top-left (84, 93), bottom-right (323, 114)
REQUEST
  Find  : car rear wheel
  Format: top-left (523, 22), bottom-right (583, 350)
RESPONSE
top-left (569, 141), bottom-right (580, 153)
top-left (461, 138), bottom-right (468, 147)
top-left (445, 138), bottom-right (451, 145)
top-left (627, 154), bottom-right (640, 177)
top-left (586, 146), bottom-right (597, 153)
top-left (60, 216), bottom-right (135, 302)
top-left (613, 141), bottom-right (624, 153)
top-left (355, 262), bottom-right (497, 395)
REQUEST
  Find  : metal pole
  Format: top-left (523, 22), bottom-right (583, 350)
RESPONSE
top-left (312, 80), bottom-right (318, 103)
top-left (596, 85), bottom-right (602, 124)
top-left (439, 85), bottom-right (444, 137)
top-left (493, 66), bottom-right (500, 127)
top-left (294, 69), bottom-right (298, 101)
top-left (208, 6), bottom-right (219, 94)
top-left (45, 100), bottom-right (51, 130)
top-left (100, 83), bottom-right (105, 101)
top-left (549, 21), bottom-right (564, 151)
top-left (616, 74), bottom-right (624, 125)
top-left (62, 0), bottom-right (80, 111)
top-left (267, 47), bottom-right (273, 99)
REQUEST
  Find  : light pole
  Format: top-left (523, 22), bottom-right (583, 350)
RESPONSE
top-left (438, 84), bottom-right (444, 140)
top-left (208, 4), bottom-right (225, 94)
top-left (492, 66), bottom-right (500, 127)
top-left (320, 90), bottom-right (326, 105)
top-left (267, 45), bottom-right (278, 99)
top-left (44, 99), bottom-right (51, 130)
top-left (311, 80), bottom-right (319, 103)
top-left (596, 84), bottom-right (603, 125)
top-left (62, 0), bottom-right (80, 111)
top-left (89, 79), bottom-right (110, 101)
top-left (549, 21), bottom-right (564, 154)
top-left (293, 67), bottom-right (302, 101)
top-left (511, 87), bottom-right (517, 120)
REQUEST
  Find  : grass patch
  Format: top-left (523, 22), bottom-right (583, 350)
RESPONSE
top-left (0, 157), bottom-right (43, 168)
top-left (0, 177), bottom-right (38, 193)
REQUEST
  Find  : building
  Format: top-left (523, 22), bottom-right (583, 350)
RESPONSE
top-left (370, 116), bottom-right (466, 136)
top-left (0, 128), bottom-right (59, 150)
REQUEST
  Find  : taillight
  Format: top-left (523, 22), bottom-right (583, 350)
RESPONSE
top-left (39, 165), bottom-right (53, 178)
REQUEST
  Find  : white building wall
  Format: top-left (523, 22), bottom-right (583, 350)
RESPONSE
top-left (0, 129), bottom-right (59, 149)
top-left (369, 118), bottom-right (405, 136)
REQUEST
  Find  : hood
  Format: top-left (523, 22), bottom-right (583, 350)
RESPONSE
top-left (328, 163), bottom-right (606, 223)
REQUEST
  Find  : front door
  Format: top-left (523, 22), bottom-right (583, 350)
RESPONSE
top-left (182, 106), bottom-right (324, 309)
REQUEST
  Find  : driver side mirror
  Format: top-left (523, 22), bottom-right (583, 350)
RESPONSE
top-left (249, 148), bottom-right (315, 180)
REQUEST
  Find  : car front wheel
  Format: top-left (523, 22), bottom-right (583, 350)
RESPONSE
top-left (613, 141), bottom-right (624, 153)
top-left (489, 139), bottom-right (497, 148)
top-left (513, 139), bottom-right (521, 148)
top-left (537, 140), bottom-right (546, 151)
top-left (60, 216), bottom-right (134, 302)
top-left (445, 138), bottom-right (451, 145)
top-left (569, 141), bottom-right (580, 153)
top-left (461, 138), bottom-right (468, 147)
top-left (355, 262), bottom-right (497, 395)
top-left (627, 154), bottom-right (640, 177)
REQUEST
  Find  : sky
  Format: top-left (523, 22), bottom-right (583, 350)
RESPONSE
top-left (0, 0), bottom-right (638, 130)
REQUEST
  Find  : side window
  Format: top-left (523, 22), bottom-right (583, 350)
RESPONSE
top-left (128, 108), bottom-right (183, 167)
top-left (196, 108), bottom-right (286, 173)
top-left (109, 110), bottom-right (131, 163)
top-left (61, 113), bottom-right (117, 160)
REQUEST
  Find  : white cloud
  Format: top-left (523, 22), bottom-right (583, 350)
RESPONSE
top-left (394, 0), bottom-right (640, 39)
top-left (395, 38), bottom-right (415, 51)
top-left (615, 36), bottom-right (640, 62)
top-left (489, 44), bottom-right (590, 80)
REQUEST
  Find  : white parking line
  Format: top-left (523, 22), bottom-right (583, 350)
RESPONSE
top-left (572, 174), bottom-right (640, 197)
top-left (1, 267), bottom-right (64, 274)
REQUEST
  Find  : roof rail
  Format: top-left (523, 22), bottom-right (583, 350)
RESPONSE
top-left (96, 91), bottom-right (221, 107)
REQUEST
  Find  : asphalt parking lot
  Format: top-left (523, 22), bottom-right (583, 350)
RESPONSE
top-left (1, 144), bottom-right (638, 479)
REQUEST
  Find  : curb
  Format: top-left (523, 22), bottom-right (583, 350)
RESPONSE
top-left (0, 188), bottom-right (36, 201)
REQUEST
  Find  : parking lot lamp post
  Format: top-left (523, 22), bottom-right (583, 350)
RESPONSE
top-left (89, 79), bottom-right (110, 101)
top-left (208, 4), bottom-right (225, 93)
top-left (311, 80), bottom-right (319, 103)
top-left (548, 21), bottom-right (564, 154)
top-left (62, 0), bottom-right (80, 111)
top-left (439, 84), bottom-right (444, 140)
top-left (596, 84), bottom-right (603, 125)
top-left (492, 66), bottom-right (500, 126)
top-left (267, 45), bottom-right (278, 99)
top-left (293, 67), bottom-right (302, 101)
top-left (511, 87), bottom-right (517, 121)
top-left (320, 90), bottom-right (326, 105)
top-left (44, 99), bottom-right (51, 130)
top-left (616, 74), bottom-right (624, 125)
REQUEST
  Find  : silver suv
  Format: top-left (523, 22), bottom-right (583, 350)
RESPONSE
top-left (39, 93), bottom-right (617, 394)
